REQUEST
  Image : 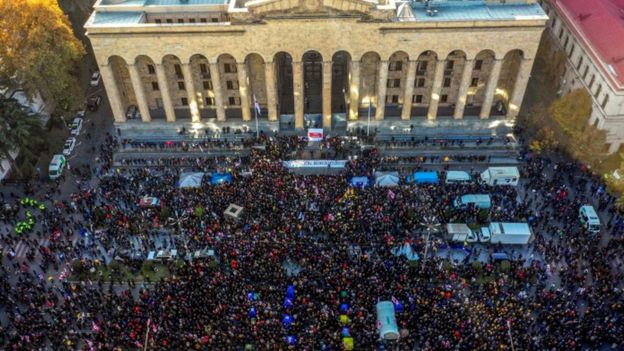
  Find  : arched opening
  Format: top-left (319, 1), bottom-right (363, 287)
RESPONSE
top-left (274, 52), bottom-right (294, 117)
top-left (359, 51), bottom-right (381, 119)
top-left (216, 54), bottom-right (241, 120)
top-left (302, 51), bottom-right (323, 119)
top-left (439, 50), bottom-right (467, 117)
top-left (245, 53), bottom-right (267, 119)
top-left (331, 51), bottom-right (351, 114)
top-left (412, 50), bottom-right (438, 118)
top-left (497, 49), bottom-right (525, 117)
top-left (134, 55), bottom-right (161, 119)
top-left (468, 50), bottom-right (496, 116)
top-left (189, 54), bottom-right (213, 120)
top-left (161, 54), bottom-right (186, 120)
top-left (108, 56), bottom-right (135, 120)
top-left (386, 51), bottom-right (409, 118)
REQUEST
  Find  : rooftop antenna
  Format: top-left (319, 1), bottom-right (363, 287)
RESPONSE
top-left (424, 0), bottom-right (438, 17)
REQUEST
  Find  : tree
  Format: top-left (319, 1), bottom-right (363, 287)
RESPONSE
top-left (0, 0), bottom-right (85, 111)
top-left (549, 89), bottom-right (593, 134)
top-left (0, 97), bottom-right (45, 178)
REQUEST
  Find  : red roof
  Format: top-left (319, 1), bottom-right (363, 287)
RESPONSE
top-left (554, 0), bottom-right (624, 89)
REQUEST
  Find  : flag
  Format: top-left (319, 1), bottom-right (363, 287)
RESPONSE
top-left (391, 296), bottom-right (399, 305)
top-left (253, 95), bottom-right (261, 116)
top-left (86, 339), bottom-right (95, 351)
top-left (91, 321), bottom-right (100, 332)
top-left (387, 189), bottom-right (395, 200)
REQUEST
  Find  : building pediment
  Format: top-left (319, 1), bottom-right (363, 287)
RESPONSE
top-left (245, 0), bottom-right (379, 18)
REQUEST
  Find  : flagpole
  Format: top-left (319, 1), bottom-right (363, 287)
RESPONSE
top-left (144, 318), bottom-right (151, 351)
top-left (367, 102), bottom-right (371, 137)
top-left (253, 95), bottom-right (260, 139)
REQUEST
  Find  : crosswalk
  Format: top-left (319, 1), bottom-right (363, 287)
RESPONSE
top-left (2, 238), bottom-right (50, 259)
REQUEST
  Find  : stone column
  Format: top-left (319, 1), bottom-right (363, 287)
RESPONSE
top-left (401, 60), bottom-right (417, 120)
top-left (348, 60), bottom-right (360, 121)
top-left (155, 64), bottom-right (176, 122)
top-left (479, 58), bottom-right (503, 119)
top-left (322, 61), bottom-right (332, 129)
top-left (454, 59), bottom-right (474, 119)
top-left (507, 58), bottom-right (533, 119)
top-left (293, 60), bottom-right (304, 129)
top-left (127, 64), bottom-right (151, 122)
top-left (209, 62), bottom-right (226, 122)
top-left (237, 62), bottom-right (251, 122)
top-left (100, 64), bottom-right (126, 122)
top-left (375, 60), bottom-right (389, 121)
top-left (265, 61), bottom-right (278, 121)
top-left (181, 63), bottom-right (200, 122)
top-left (427, 59), bottom-right (446, 120)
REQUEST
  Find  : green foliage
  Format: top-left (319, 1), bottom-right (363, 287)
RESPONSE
top-left (160, 206), bottom-right (171, 220)
top-left (549, 89), bottom-right (593, 134)
top-left (194, 206), bottom-right (205, 218)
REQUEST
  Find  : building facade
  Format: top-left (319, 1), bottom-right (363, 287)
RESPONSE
top-left (85, 0), bottom-right (547, 132)
top-left (540, 0), bottom-right (624, 153)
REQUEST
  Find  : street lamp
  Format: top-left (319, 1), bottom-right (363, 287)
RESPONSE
top-left (419, 214), bottom-right (440, 269)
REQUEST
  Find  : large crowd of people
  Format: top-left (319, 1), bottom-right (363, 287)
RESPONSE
top-left (0, 135), bottom-right (623, 350)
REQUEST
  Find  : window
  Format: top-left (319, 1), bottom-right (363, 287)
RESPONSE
top-left (470, 77), bottom-right (479, 87)
top-left (181, 98), bottom-right (188, 106)
top-left (177, 19), bottom-right (184, 23)
top-left (594, 83), bottom-right (602, 98)
top-left (445, 60), bottom-right (454, 70)
top-left (440, 94), bottom-right (448, 103)
top-left (558, 28), bottom-right (564, 39)
top-left (443, 77), bottom-right (451, 87)
top-left (389, 95), bottom-right (399, 103)
top-left (577, 56), bottom-right (583, 71)
top-left (563, 36), bottom-right (569, 50)
top-left (189, 18), bottom-right (196, 23)
top-left (417, 61), bottom-right (428, 74)
top-left (228, 97), bottom-right (240, 105)
top-left (205, 97), bottom-right (215, 106)
top-left (152, 82), bottom-right (159, 91)
top-left (174, 64), bottom-right (183, 78)
top-left (211, 18), bottom-right (219, 23)
top-left (413, 95), bottom-right (423, 103)
top-left (166, 18), bottom-right (173, 23)
top-left (200, 18), bottom-right (207, 23)
top-left (155, 19), bottom-right (162, 24)
top-left (224, 63), bottom-right (237, 73)
top-left (602, 94), bottom-right (609, 109)
top-left (203, 81), bottom-right (212, 90)
top-left (416, 78), bottom-right (425, 87)
top-left (588, 74), bottom-right (595, 89)
top-left (147, 64), bottom-right (156, 75)
top-left (568, 44), bottom-right (575, 58)
top-left (551, 17), bottom-right (557, 29)
top-left (178, 81), bottom-right (185, 90)
top-left (389, 61), bottom-right (403, 71)
top-left (387, 78), bottom-right (400, 88)
top-left (583, 65), bottom-right (589, 79)
top-left (226, 80), bottom-right (238, 90)
top-left (474, 60), bottom-right (483, 70)
top-left (200, 63), bottom-right (208, 74)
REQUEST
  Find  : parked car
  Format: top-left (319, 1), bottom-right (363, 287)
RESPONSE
top-left (70, 117), bottom-right (83, 136)
top-left (76, 110), bottom-right (86, 118)
top-left (90, 71), bottom-right (101, 87)
top-left (87, 95), bottom-right (102, 111)
top-left (126, 105), bottom-right (138, 119)
top-left (62, 137), bottom-right (76, 156)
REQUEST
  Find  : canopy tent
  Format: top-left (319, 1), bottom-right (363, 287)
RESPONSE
top-left (446, 170), bottom-right (471, 183)
top-left (391, 243), bottom-right (419, 261)
top-left (349, 176), bottom-right (370, 188)
top-left (413, 171), bottom-right (438, 184)
top-left (374, 172), bottom-right (399, 187)
top-left (178, 172), bottom-right (205, 189)
top-left (211, 172), bottom-right (233, 185)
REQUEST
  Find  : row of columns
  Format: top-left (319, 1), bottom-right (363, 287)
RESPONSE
top-left (101, 56), bottom-right (532, 126)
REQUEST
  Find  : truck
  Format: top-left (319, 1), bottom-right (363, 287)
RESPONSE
top-left (488, 222), bottom-right (531, 244)
top-left (480, 167), bottom-right (520, 186)
top-left (446, 223), bottom-right (478, 243)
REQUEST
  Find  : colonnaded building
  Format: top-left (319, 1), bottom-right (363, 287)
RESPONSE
top-left (85, 0), bottom-right (547, 135)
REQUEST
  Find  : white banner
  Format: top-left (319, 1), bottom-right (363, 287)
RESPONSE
top-left (307, 128), bottom-right (324, 141)
top-left (283, 160), bottom-right (348, 169)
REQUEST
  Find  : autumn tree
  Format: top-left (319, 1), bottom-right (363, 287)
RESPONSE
top-left (0, 0), bottom-right (85, 111)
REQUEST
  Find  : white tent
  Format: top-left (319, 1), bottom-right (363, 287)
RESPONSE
top-left (375, 171), bottom-right (400, 187)
top-left (178, 172), bottom-right (205, 188)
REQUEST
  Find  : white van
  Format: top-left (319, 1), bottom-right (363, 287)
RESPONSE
top-left (579, 205), bottom-right (600, 233)
top-left (48, 154), bottom-right (66, 180)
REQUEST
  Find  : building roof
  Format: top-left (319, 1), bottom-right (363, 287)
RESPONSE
top-left (92, 11), bottom-right (145, 25)
top-left (410, 1), bottom-right (546, 22)
top-left (100, 0), bottom-right (228, 4)
top-left (554, 0), bottom-right (624, 88)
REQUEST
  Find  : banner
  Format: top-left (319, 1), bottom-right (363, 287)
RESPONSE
top-left (307, 128), bottom-right (324, 141)
top-left (283, 160), bottom-right (347, 169)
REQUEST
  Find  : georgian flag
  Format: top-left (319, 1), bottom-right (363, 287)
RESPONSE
top-left (253, 95), bottom-right (261, 116)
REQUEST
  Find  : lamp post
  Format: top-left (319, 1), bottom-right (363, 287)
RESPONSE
top-left (419, 214), bottom-right (440, 270)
